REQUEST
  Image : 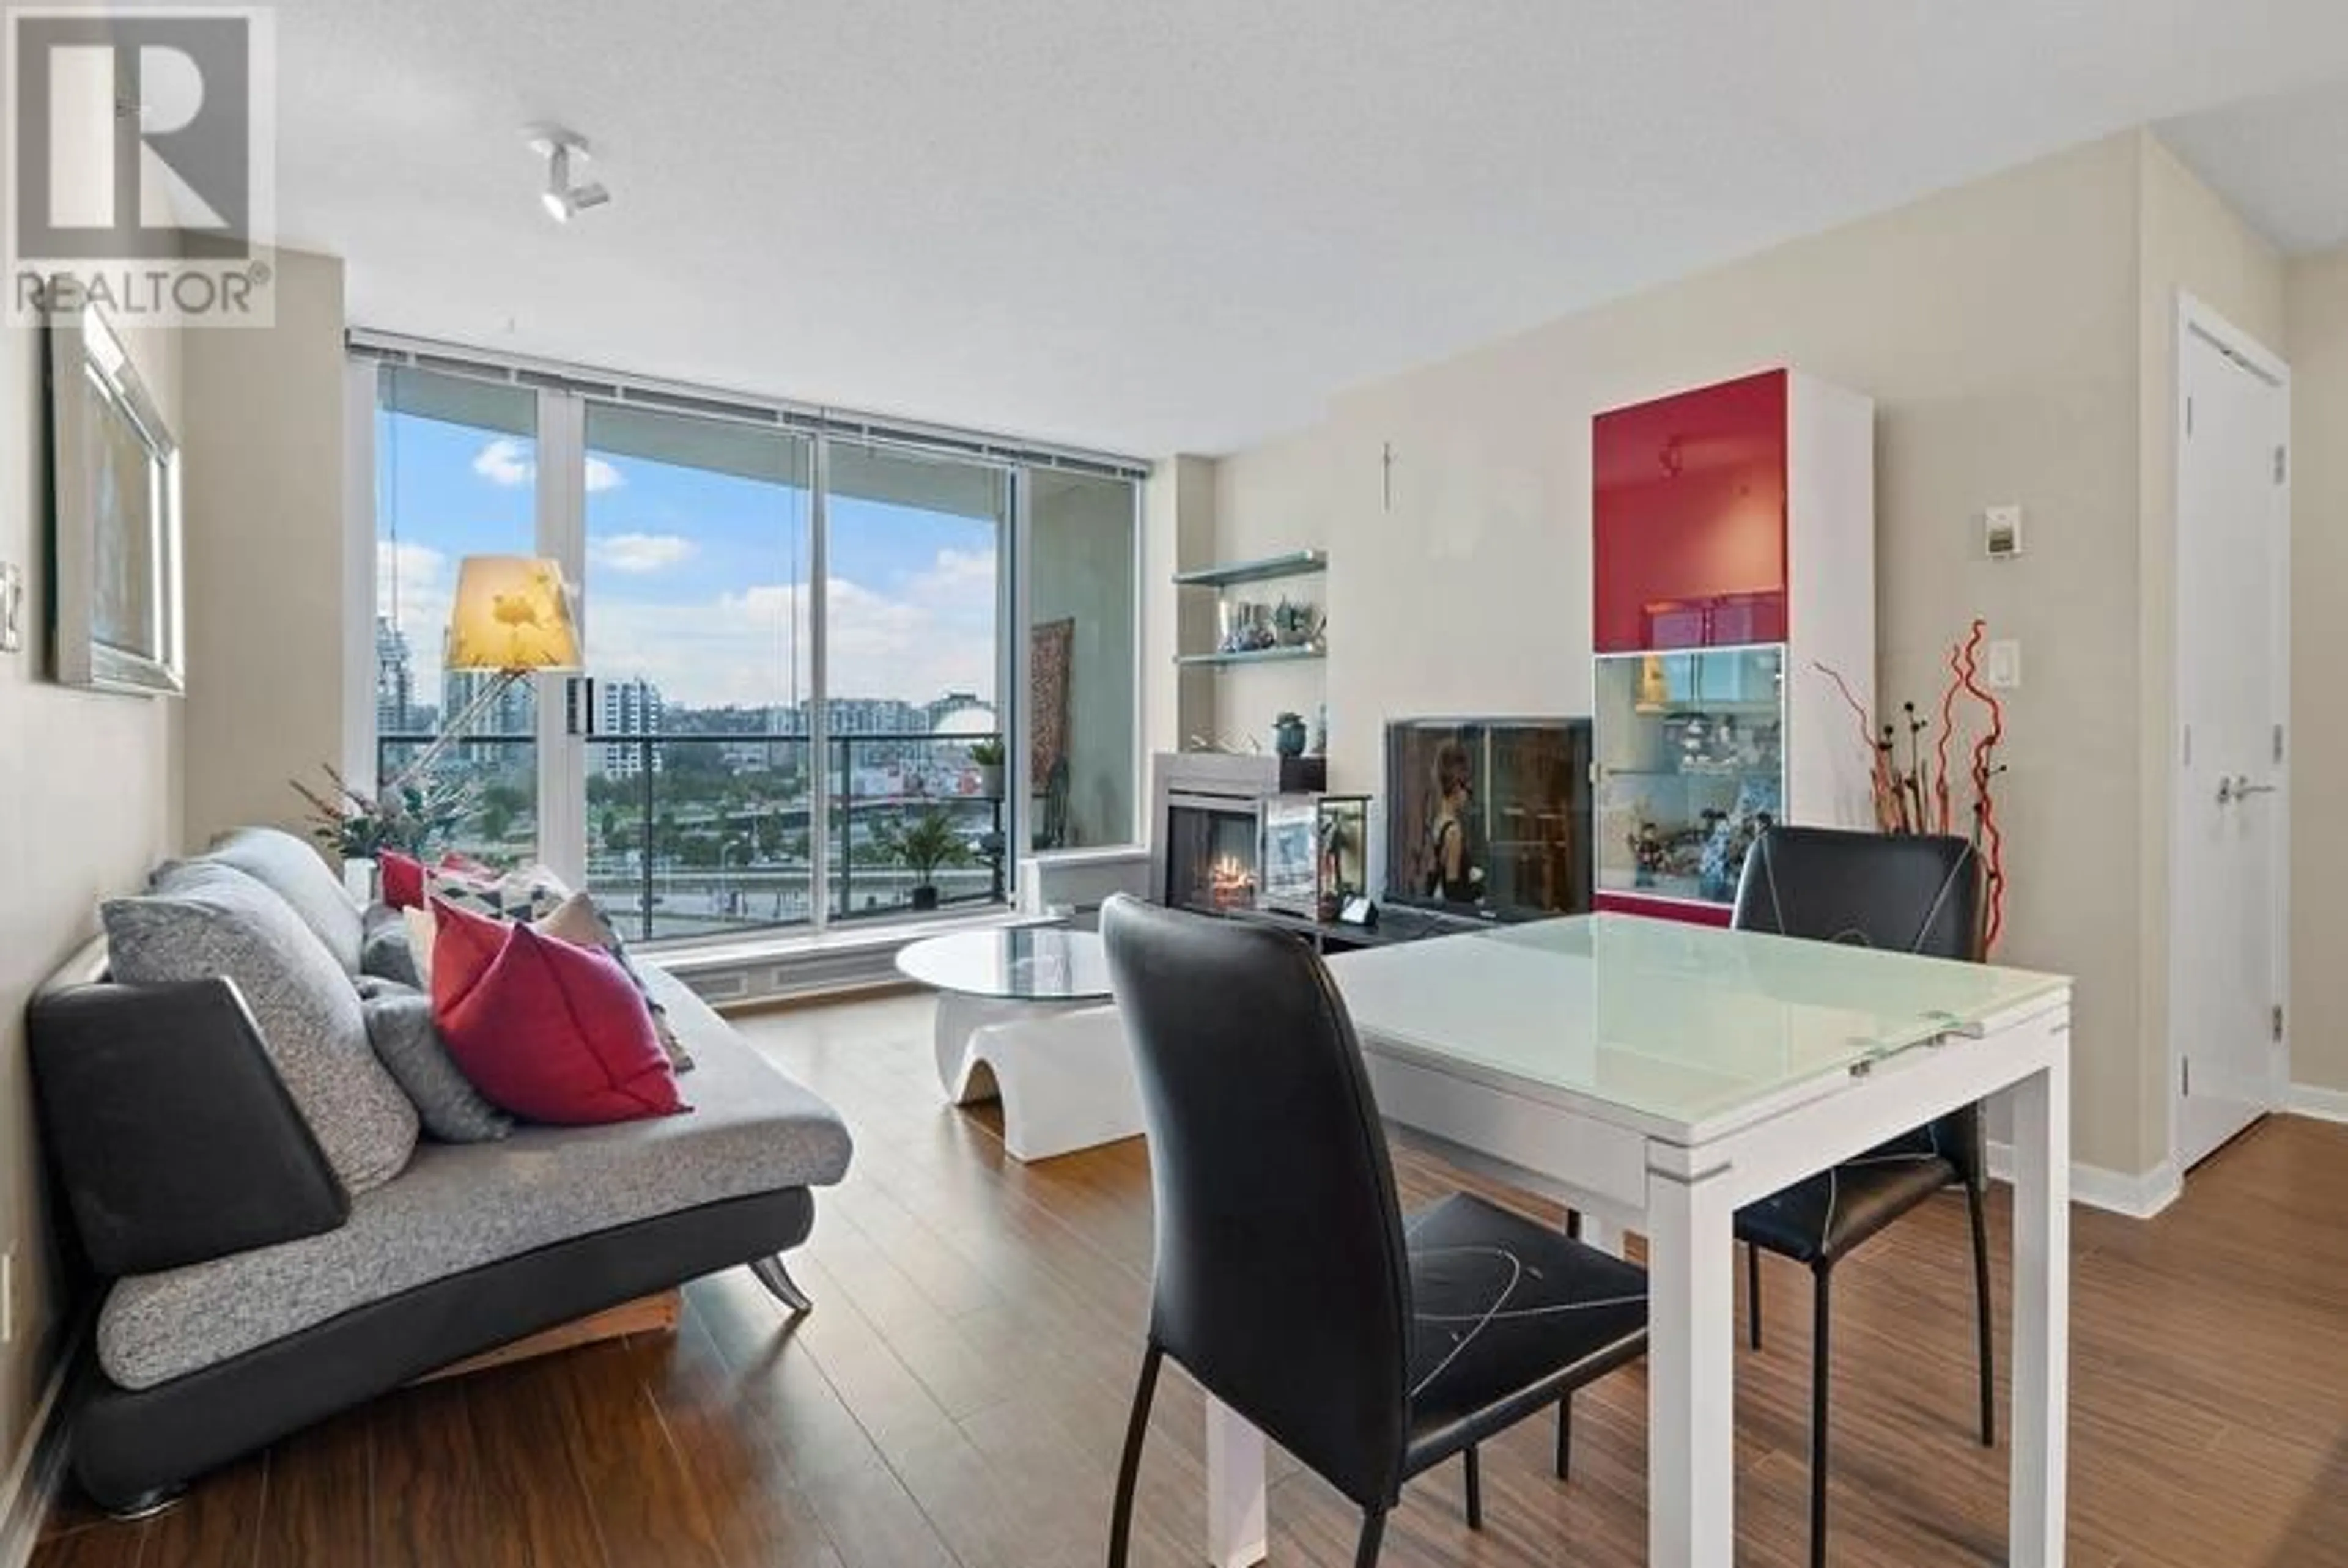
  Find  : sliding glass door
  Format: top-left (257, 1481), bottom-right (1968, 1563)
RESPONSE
top-left (823, 443), bottom-right (1009, 919)
top-left (365, 352), bottom-right (1140, 943)
top-left (579, 405), bottom-right (814, 940)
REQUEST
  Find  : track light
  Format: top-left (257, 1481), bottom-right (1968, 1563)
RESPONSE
top-left (526, 127), bottom-right (610, 223)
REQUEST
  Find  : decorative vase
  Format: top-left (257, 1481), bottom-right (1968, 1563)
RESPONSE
top-left (976, 764), bottom-right (1005, 800)
top-left (342, 856), bottom-right (379, 904)
top-left (910, 885), bottom-right (941, 912)
top-left (1273, 713), bottom-right (1307, 758)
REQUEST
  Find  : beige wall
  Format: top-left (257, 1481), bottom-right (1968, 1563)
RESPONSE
top-left (2287, 245), bottom-right (2348, 1094)
top-left (1208, 132), bottom-right (2183, 1174)
top-left (2133, 137), bottom-right (2286, 1159)
top-left (181, 248), bottom-right (350, 849)
top-left (0, 331), bottom-right (186, 1470)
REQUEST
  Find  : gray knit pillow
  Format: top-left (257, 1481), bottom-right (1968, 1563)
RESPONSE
top-left (360, 992), bottom-right (511, 1143)
top-left (190, 826), bottom-right (367, 976)
top-left (105, 861), bottom-right (418, 1194)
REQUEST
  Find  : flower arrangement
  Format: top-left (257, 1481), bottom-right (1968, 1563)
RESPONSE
top-left (292, 765), bottom-right (481, 862)
top-left (1818, 618), bottom-right (2009, 954)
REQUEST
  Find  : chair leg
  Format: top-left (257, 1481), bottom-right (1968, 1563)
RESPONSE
top-left (1107, 1345), bottom-right (1163, 1568)
top-left (1556, 1392), bottom-right (1574, 1479)
top-left (750, 1254), bottom-right (814, 1314)
top-left (1969, 1180), bottom-right (1997, 1448)
top-left (1809, 1264), bottom-right (1833, 1568)
top-left (1748, 1242), bottom-right (1765, 1350)
top-left (1354, 1506), bottom-right (1389, 1568)
top-left (1462, 1443), bottom-right (1483, 1530)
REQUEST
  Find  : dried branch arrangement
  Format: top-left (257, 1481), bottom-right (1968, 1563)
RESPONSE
top-left (1818, 618), bottom-right (2009, 954)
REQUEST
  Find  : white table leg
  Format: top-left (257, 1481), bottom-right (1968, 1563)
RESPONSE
top-left (933, 992), bottom-right (1036, 1102)
top-left (2008, 1046), bottom-right (2072, 1567)
top-left (1647, 1156), bottom-right (1737, 1568)
top-left (1205, 1396), bottom-right (1268, 1568)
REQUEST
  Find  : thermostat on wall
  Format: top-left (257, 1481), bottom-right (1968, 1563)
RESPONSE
top-left (1984, 504), bottom-right (2025, 559)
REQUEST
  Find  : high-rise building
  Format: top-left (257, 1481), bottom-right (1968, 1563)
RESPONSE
top-left (598, 678), bottom-right (665, 778)
top-left (375, 617), bottom-right (415, 733)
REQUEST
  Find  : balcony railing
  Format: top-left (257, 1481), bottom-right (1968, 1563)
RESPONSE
top-left (375, 729), bottom-right (1007, 943)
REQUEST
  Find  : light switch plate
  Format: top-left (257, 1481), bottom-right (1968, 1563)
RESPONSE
top-left (1985, 505), bottom-right (2025, 559)
top-left (1987, 639), bottom-right (2022, 690)
top-left (0, 561), bottom-right (21, 653)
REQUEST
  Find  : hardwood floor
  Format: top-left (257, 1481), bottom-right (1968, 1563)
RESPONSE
top-left (34, 991), bottom-right (2348, 1567)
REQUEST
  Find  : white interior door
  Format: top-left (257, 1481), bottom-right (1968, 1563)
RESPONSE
top-left (2173, 300), bottom-right (2291, 1172)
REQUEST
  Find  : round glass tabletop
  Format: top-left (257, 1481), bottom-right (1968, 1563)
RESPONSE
top-left (895, 927), bottom-right (1113, 1002)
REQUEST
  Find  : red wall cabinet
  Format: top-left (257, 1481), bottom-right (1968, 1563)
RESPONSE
top-left (1593, 368), bottom-right (1789, 654)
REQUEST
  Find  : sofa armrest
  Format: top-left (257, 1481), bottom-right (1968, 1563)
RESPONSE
top-left (30, 979), bottom-right (350, 1276)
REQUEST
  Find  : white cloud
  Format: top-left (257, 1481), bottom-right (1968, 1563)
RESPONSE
top-left (591, 532), bottom-right (698, 573)
top-left (471, 438), bottom-right (532, 487)
top-left (589, 547), bottom-right (999, 711)
top-left (470, 439), bottom-right (626, 493)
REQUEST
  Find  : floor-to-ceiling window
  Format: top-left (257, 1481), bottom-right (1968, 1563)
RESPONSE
top-left (363, 346), bottom-right (1141, 943)
top-left (374, 367), bottom-right (543, 864)
top-left (580, 405), bottom-right (816, 940)
top-left (1028, 471), bottom-right (1139, 849)
top-left (824, 441), bottom-right (1008, 919)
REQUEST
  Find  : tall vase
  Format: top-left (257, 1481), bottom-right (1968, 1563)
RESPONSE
top-left (342, 856), bottom-right (380, 905)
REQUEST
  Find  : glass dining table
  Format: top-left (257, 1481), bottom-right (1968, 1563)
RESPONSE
top-left (1197, 913), bottom-right (2075, 1568)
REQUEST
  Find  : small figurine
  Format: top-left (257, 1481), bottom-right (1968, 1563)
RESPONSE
top-left (1630, 821), bottom-right (1667, 888)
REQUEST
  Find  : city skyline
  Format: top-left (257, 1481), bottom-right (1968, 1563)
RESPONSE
top-left (377, 620), bottom-right (999, 740)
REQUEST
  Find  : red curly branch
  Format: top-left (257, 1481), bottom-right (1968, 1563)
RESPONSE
top-left (1816, 661), bottom-right (1900, 831)
top-left (1952, 619), bottom-right (2008, 953)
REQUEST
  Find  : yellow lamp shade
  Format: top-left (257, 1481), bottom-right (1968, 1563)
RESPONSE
top-left (444, 556), bottom-right (581, 674)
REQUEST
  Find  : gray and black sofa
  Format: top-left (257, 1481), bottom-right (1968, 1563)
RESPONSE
top-left (28, 827), bottom-right (854, 1515)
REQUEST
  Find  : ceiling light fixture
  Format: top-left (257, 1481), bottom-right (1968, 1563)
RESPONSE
top-left (526, 126), bottom-right (610, 223)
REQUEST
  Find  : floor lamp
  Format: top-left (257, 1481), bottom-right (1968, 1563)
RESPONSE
top-left (389, 554), bottom-right (583, 789)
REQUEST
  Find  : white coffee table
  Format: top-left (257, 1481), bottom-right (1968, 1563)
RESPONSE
top-left (896, 928), bottom-right (1142, 1162)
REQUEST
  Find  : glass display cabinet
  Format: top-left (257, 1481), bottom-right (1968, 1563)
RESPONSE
top-left (1595, 646), bottom-right (1787, 910)
top-left (1259, 793), bottom-right (1371, 918)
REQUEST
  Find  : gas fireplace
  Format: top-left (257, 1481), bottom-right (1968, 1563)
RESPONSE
top-left (1148, 751), bottom-right (1326, 914)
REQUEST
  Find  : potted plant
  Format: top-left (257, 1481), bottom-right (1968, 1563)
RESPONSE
top-left (968, 737), bottom-right (1006, 800)
top-left (293, 765), bottom-right (481, 896)
top-left (881, 809), bottom-right (973, 911)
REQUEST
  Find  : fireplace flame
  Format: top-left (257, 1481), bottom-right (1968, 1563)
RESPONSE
top-left (1208, 853), bottom-right (1255, 907)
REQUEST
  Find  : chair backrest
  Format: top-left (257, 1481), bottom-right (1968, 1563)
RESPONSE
top-left (1099, 895), bottom-right (1411, 1510)
top-left (1732, 826), bottom-right (1986, 1182)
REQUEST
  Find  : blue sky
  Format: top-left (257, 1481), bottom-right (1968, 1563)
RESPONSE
top-left (377, 411), bottom-right (999, 710)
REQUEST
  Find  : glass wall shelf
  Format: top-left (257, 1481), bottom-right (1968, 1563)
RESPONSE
top-left (1172, 550), bottom-right (1327, 589)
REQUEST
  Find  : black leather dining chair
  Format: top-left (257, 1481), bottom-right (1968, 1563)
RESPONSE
top-left (1098, 894), bottom-right (1649, 1568)
top-left (1730, 826), bottom-right (1992, 1568)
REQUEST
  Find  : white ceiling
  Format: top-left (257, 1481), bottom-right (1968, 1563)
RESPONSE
top-left (2158, 76), bottom-right (2348, 256)
top-left (275, 1), bottom-right (2348, 457)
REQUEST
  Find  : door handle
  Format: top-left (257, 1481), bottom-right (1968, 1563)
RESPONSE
top-left (2218, 775), bottom-right (2278, 804)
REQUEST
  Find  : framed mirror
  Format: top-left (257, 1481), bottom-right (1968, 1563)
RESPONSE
top-left (48, 302), bottom-right (185, 696)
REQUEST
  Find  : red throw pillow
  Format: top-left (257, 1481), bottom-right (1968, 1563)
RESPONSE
top-left (378, 851), bottom-right (426, 910)
top-left (427, 896), bottom-right (509, 997)
top-left (430, 915), bottom-right (687, 1125)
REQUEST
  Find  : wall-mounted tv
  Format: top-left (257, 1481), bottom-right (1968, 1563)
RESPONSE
top-left (1383, 718), bottom-right (1593, 921)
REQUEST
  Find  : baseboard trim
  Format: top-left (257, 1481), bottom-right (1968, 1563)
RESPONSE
top-left (1984, 1142), bottom-right (2182, 1220)
top-left (2286, 1084), bottom-right (2348, 1124)
top-left (0, 1327), bottom-right (83, 1568)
